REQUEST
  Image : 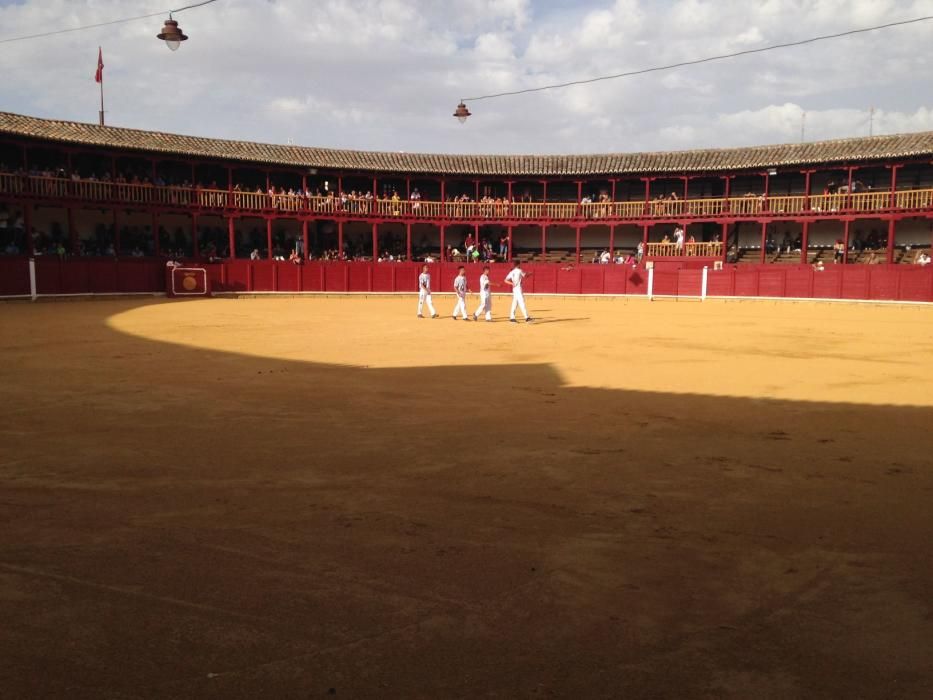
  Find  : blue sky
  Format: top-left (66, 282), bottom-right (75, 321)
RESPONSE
top-left (0, 0), bottom-right (931, 154)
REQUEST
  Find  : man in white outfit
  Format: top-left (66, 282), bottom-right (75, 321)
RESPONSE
top-left (504, 261), bottom-right (533, 323)
top-left (417, 264), bottom-right (438, 318)
top-left (451, 266), bottom-right (470, 320)
top-left (473, 265), bottom-right (494, 321)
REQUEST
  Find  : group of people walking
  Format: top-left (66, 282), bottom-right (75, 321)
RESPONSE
top-left (417, 262), bottom-right (534, 323)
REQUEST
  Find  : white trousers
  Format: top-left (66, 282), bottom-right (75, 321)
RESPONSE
top-left (452, 294), bottom-right (468, 319)
top-left (418, 290), bottom-right (436, 316)
top-left (510, 290), bottom-right (528, 319)
top-left (474, 292), bottom-right (492, 320)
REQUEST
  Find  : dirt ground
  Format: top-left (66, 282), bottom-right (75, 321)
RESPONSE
top-left (1, 294), bottom-right (932, 699)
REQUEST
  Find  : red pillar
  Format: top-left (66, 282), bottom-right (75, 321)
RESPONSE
top-left (474, 179), bottom-right (480, 201)
top-left (643, 178), bottom-right (651, 216)
top-left (152, 211), bottom-right (160, 256)
top-left (541, 224), bottom-right (546, 256)
top-left (372, 222), bottom-right (378, 260)
top-left (405, 177), bottom-right (411, 199)
top-left (803, 170), bottom-right (813, 211)
top-left (337, 220), bottom-right (344, 260)
top-left (608, 224), bottom-right (615, 258)
top-left (228, 216), bottom-right (236, 259)
top-left (440, 224), bottom-right (446, 261)
top-left (760, 221), bottom-right (767, 264)
top-left (800, 221), bottom-right (810, 264)
top-left (682, 176), bottom-right (688, 201)
top-left (720, 222), bottom-right (728, 261)
top-left (406, 222), bottom-right (412, 261)
top-left (67, 207), bottom-right (77, 255)
top-left (575, 225), bottom-right (581, 264)
top-left (192, 213), bottom-right (200, 260)
top-left (889, 165), bottom-right (900, 209)
top-left (113, 208), bottom-right (120, 256)
top-left (723, 175), bottom-right (732, 213)
top-left (24, 203), bottom-right (33, 256)
top-left (440, 179), bottom-right (446, 218)
top-left (301, 219), bottom-right (309, 261)
top-left (643, 223), bottom-right (650, 258)
top-left (266, 218), bottom-right (273, 260)
top-left (842, 219), bottom-right (850, 264)
top-left (846, 166), bottom-right (855, 211)
top-left (763, 171), bottom-right (770, 213)
top-left (507, 224), bottom-right (513, 261)
top-left (373, 177), bottom-right (378, 198)
top-left (886, 218), bottom-right (896, 263)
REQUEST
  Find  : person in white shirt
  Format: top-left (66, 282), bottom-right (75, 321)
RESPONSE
top-left (451, 266), bottom-right (469, 320)
top-left (473, 265), bottom-right (496, 321)
top-left (504, 261), bottom-right (533, 323)
top-left (917, 252), bottom-right (931, 267)
top-left (673, 226), bottom-right (685, 250)
top-left (417, 264), bottom-right (438, 318)
top-left (599, 250), bottom-right (611, 264)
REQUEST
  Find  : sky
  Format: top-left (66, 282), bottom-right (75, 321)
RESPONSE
top-left (0, 0), bottom-right (931, 156)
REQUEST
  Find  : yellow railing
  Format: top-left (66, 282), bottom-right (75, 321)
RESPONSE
top-left (646, 241), bottom-right (723, 257)
top-left (3, 175), bottom-right (932, 223)
top-left (895, 189), bottom-right (933, 210)
top-left (765, 195), bottom-right (807, 214)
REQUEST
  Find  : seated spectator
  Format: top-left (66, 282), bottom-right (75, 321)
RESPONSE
top-left (599, 250), bottom-right (611, 264)
top-left (250, 248), bottom-right (261, 260)
top-left (917, 252), bottom-right (931, 267)
top-left (833, 240), bottom-right (844, 263)
top-left (813, 260), bottom-right (826, 272)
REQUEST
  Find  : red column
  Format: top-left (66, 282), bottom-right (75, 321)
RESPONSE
top-left (440, 224), bottom-right (446, 261)
top-left (763, 171), bottom-right (770, 214)
top-left (24, 203), bottom-right (33, 256)
top-left (720, 222), bottom-right (728, 261)
top-left (192, 213), bottom-right (200, 260)
top-left (301, 219), bottom-right (309, 261)
top-left (800, 221), bottom-right (810, 264)
top-left (507, 181), bottom-right (513, 216)
top-left (406, 222), bottom-right (412, 261)
top-left (723, 175), bottom-right (732, 213)
top-left (889, 165), bottom-right (900, 209)
top-left (152, 211), bottom-right (160, 256)
top-left (474, 180), bottom-right (480, 201)
top-left (372, 222), bottom-right (378, 260)
top-left (643, 178), bottom-right (651, 216)
top-left (337, 220), bottom-right (344, 260)
top-left (803, 170), bottom-right (813, 211)
top-left (372, 177), bottom-right (378, 198)
top-left (576, 181), bottom-right (583, 219)
top-left (643, 224), bottom-right (650, 259)
top-left (440, 178), bottom-right (446, 220)
top-left (540, 224), bottom-right (546, 256)
top-left (608, 224), bottom-right (615, 258)
top-left (846, 166), bottom-right (854, 211)
top-left (575, 225), bottom-right (581, 264)
top-left (886, 218), bottom-right (895, 263)
top-left (266, 218), bottom-right (273, 260)
top-left (228, 216), bottom-right (236, 259)
top-left (760, 221), bottom-right (767, 264)
top-left (507, 224), bottom-right (513, 261)
top-left (842, 219), bottom-right (850, 264)
top-left (67, 207), bottom-right (77, 255)
top-left (682, 177), bottom-right (688, 201)
top-left (405, 177), bottom-right (411, 199)
top-left (113, 208), bottom-right (120, 256)
top-left (610, 179), bottom-right (617, 204)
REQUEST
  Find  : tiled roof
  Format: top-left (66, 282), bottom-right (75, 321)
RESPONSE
top-left (1, 111), bottom-right (931, 177)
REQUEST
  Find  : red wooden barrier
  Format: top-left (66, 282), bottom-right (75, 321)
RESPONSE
top-left (3, 258), bottom-right (932, 303)
top-left (0, 257), bottom-right (30, 296)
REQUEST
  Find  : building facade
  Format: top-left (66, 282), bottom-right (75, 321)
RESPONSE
top-left (0, 111), bottom-right (931, 268)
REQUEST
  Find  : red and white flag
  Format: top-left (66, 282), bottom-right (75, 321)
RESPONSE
top-left (94, 47), bottom-right (104, 83)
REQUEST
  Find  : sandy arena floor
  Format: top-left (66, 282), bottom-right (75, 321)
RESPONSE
top-left (1, 295), bottom-right (932, 699)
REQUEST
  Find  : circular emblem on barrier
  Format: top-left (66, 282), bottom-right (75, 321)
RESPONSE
top-left (182, 273), bottom-right (197, 291)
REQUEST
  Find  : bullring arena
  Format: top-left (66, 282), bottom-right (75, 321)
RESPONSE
top-left (1, 113), bottom-right (933, 698)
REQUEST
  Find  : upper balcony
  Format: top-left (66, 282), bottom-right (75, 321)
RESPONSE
top-left (1, 172), bottom-right (931, 224)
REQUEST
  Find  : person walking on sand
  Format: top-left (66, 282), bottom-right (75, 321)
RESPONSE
top-left (417, 264), bottom-right (438, 318)
top-left (504, 261), bottom-right (533, 323)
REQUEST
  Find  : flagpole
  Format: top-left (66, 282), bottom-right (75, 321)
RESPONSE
top-left (98, 46), bottom-right (105, 126)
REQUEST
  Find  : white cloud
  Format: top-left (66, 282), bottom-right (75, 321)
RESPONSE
top-left (0, 0), bottom-right (929, 156)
